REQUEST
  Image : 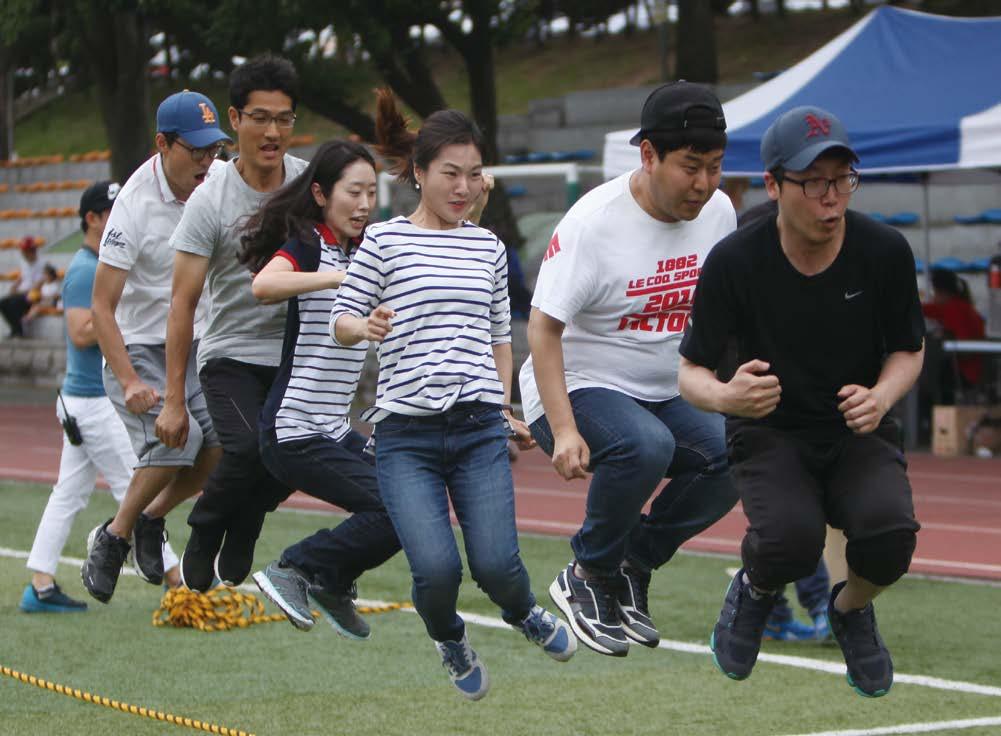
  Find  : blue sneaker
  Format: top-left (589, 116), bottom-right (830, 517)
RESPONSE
top-left (435, 634), bottom-right (489, 701)
top-left (20, 583), bottom-right (87, 613)
top-left (513, 605), bottom-right (577, 661)
top-left (812, 611), bottom-right (832, 640)
top-left (763, 615), bottom-right (817, 641)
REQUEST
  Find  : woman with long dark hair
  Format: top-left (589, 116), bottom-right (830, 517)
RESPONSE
top-left (330, 91), bottom-right (576, 700)
top-left (239, 140), bottom-right (402, 639)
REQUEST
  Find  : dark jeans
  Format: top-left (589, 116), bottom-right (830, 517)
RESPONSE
top-left (0, 292), bottom-right (30, 337)
top-left (374, 402), bottom-right (535, 642)
top-left (729, 421), bottom-right (920, 590)
top-left (187, 358), bottom-right (289, 545)
top-left (530, 387), bottom-right (738, 574)
top-left (262, 427), bottom-right (402, 591)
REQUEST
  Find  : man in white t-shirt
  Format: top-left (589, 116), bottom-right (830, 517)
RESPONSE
top-left (81, 91), bottom-right (230, 604)
top-left (520, 81), bottom-right (739, 657)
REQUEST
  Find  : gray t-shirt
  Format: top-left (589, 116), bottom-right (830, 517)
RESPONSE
top-left (170, 155), bottom-right (308, 368)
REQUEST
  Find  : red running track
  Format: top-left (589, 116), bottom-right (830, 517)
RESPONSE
top-left (4, 404), bottom-right (999, 581)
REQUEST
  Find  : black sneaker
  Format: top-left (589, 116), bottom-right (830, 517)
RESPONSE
top-left (179, 525), bottom-right (224, 593)
top-left (215, 512), bottom-right (264, 587)
top-left (131, 513), bottom-right (166, 585)
top-left (710, 568), bottom-right (775, 680)
top-left (309, 583), bottom-right (370, 640)
top-left (548, 561), bottom-right (629, 657)
top-left (828, 581), bottom-right (893, 697)
top-left (252, 561), bottom-right (314, 631)
top-left (616, 564), bottom-right (660, 647)
top-left (80, 520), bottom-right (131, 603)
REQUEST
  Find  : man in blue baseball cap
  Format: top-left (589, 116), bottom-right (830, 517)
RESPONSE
top-left (678, 105), bottom-right (925, 697)
top-left (81, 90), bottom-right (231, 603)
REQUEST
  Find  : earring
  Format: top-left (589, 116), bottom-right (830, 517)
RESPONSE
top-left (415, 182), bottom-right (421, 190)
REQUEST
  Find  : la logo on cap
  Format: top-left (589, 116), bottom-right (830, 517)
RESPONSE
top-left (198, 102), bottom-right (216, 124)
top-left (805, 113), bottom-right (831, 139)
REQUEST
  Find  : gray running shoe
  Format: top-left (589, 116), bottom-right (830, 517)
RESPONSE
top-left (252, 561), bottom-right (314, 631)
top-left (309, 583), bottom-right (370, 640)
top-left (81, 520), bottom-right (130, 604)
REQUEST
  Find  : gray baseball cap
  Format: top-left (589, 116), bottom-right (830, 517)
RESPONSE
top-left (760, 106), bottom-right (858, 172)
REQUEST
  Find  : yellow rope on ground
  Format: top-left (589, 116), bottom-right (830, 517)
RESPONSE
top-left (0, 664), bottom-right (255, 736)
top-left (153, 586), bottom-right (412, 632)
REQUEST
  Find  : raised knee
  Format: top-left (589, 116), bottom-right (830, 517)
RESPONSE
top-left (846, 529), bottom-right (916, 586)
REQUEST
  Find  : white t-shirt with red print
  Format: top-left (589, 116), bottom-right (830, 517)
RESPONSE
top-left (518, 171), bottom-right (736, 424)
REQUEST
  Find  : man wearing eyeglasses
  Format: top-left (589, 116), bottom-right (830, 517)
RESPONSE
top-left (83, 91), bottom-right (230, 603)
top-left (679, 106), bottom-right (924, 697)
top-left (155, 55), bottom-right (309, 593)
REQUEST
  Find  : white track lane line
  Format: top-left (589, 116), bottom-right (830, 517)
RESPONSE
top-left (777, 715), bottom-right (1001, 736)
top-left (3, 545), bottom-right (1000, 699)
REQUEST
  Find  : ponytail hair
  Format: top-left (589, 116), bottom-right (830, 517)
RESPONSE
top-left (373, 88), bottom-right (486, 186)
top-left (239, 139), bottom-right (375, 273)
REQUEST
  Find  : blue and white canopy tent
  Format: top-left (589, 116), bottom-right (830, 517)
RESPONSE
top-left (604, 6), bottom-right (1001, 177)
top-left (602, 5), bottom-right (1001, 271)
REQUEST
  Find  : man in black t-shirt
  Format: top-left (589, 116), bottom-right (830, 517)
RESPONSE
top-left (678, 106), bottom-right (924, 698)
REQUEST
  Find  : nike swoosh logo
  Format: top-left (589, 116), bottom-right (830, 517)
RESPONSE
top-left (845, 290), bottom-right (863, 300)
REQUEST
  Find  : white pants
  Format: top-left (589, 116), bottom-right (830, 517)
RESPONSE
top-left (26, 394), bottom-right (179, 576)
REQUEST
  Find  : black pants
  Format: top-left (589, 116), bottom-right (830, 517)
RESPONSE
top-left (728, 420), bottom-right (920, 590)
top-left (0, 293), bottom-right (30, 337)
top-left (187, 358), bottom-right (290, 544)
top-left (262, 427), bottom-right (402, 591)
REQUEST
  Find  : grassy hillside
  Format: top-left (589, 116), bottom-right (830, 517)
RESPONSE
top-left (12, 9), bottom-right (861, 157)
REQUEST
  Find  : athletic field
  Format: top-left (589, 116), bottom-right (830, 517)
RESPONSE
top-left (2, 480), bottom-right (1000, 736)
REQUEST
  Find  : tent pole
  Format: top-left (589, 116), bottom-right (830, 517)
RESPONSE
top-left (922, 172), bottom-right (932, 293)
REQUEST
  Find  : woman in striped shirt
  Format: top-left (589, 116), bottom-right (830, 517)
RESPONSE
top-left (330, 90), bottom-right (577, 700)
top-left (238, 140), bottom-right (402, 640)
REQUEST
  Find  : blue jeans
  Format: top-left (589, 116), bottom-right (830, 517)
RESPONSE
top-left (530, 387), bottom-right (737, 574)
top-left (374, 402), bottom-right (535, 642)
top-left (261, 427), bottom-right (401, 592)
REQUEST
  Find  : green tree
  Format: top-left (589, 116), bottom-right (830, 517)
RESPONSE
top-left (675, 0), bottom-right (718, 83)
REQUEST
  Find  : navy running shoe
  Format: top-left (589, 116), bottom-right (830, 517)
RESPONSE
top-left (616, 564), bottom-right (660, 647)
top-left (513, 604), bottom-right (577, 661)
top-left (710, 568), bottom-right (775, 680)
top-left (549, 561), bottom-right (629, 657)
top-left (435, 634), bottom-right (489, 700)
top-left (828, 581), bottom-right (893, 697)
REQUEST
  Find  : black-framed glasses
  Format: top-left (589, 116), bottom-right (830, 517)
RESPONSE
top-left (782, 170), bottom-right (860, 198)
top-left (173, 139), bottom-right (225, 163)
top-left (237, 109), bottom-right (297, 128)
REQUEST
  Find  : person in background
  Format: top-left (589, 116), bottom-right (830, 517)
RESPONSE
top-left (1, 237), bottom-right (46, 338)
top-left (922, 267), bottom-right (986, 402)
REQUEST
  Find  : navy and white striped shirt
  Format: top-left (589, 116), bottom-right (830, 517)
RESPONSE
top-left (330, 217), bottom-right (511, 421)
top-left (261, 225), bottom-right (367, 443)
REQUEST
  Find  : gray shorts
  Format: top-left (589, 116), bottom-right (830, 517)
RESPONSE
top-left (103, 341), bottom-right (220, 467)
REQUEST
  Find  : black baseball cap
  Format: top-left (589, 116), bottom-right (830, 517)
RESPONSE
top-left (79, 180), bottom-right (120, 218)
top-left (629, 80), bottom-right (726, 146)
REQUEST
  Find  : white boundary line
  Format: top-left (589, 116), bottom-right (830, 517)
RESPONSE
top-left (4, 545), bottom-right (1000, 700)
top-left (778, 716), bottom-right (1001, 736)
